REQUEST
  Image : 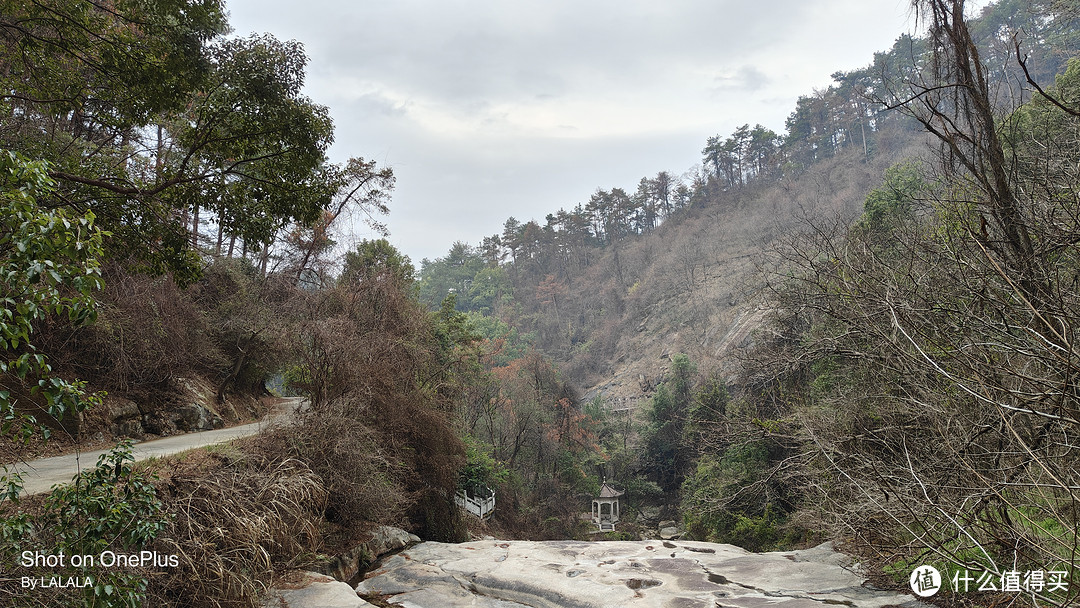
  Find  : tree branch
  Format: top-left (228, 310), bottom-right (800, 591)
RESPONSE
top-left (1015, 40), bottom-right (1080, 118)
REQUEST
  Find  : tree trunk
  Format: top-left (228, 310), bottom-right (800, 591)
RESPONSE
top-left (191, 205), bottom-right (199, 248)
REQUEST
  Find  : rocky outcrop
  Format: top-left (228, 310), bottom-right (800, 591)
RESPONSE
top-left (357, 539), bottom-right (930, 608)
top-left (264, 526), bottom-right (420, 607)
top-left (95, 377), bottom-right (251, 438)
top-left (106, 397), bottom-right (144, 437)
top-left (312, 525), bottom-right (421, 583)
top-left (263, 571), bottom-right (373, 608)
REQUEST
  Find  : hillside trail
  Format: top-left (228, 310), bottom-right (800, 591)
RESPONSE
top-left (4, 396), bottom-right (305, 496)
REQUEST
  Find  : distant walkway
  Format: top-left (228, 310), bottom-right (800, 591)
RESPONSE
top-left (5, 397), bottom-right (304, 496)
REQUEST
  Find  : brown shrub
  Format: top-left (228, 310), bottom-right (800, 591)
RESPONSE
top-left (148, 449), bottom-right (327, 608)
top-left (190, 260), bottom-right (294, 400)
top-left (39, 264), bottom-right (223, 393)
top-left (286, 272), bottom-right (469, 541)
top-left (255, 398), bottom-right (409, 530)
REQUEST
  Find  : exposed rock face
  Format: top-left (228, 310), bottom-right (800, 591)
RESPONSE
top-left (357, 539), bottom-right (930, 608)
top-left (171, 402), bottom-right (224, 431)
top-left (367, 525), bottom-right (423, 556)
top-left (265, 526), bottom-right (421, 607)
top-left (637, 506), bottom-right (661, 522)
top-left (313, 525), bottom-right (422, 582)
top-left (96, 377), bottom-right (243, 437)
top-left (107, 397), bottom-right (144, 437)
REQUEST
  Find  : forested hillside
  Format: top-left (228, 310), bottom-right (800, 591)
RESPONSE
top-left (2, 0), bottom-right (1079, 606)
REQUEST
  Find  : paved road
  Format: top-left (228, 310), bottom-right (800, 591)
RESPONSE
top-left (4, 397), bottom-right (304, 496)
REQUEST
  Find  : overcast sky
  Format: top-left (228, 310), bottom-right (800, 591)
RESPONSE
top-left (225, 0), bottom-right (919, 264)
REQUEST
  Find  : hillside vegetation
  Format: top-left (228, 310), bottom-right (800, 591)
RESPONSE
top-left (2, 0), bottom-right (1079, 607)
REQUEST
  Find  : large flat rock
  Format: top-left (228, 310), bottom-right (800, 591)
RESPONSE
top-left (357, 540), bottom-right (930, 608)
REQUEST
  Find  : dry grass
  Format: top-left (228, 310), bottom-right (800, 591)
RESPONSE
top-left (139, 393), bottom-right (424, 606)
top-left (254, 399), bottom-right (410, 531)
top-left (1, 443), bottom-right (327, 608)
top-left (146, 444), bottom-right (328, 607)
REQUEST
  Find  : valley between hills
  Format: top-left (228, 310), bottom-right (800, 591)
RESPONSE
top-left (2, 0), bottom-right (1079, 606)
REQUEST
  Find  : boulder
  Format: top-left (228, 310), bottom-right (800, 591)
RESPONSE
top-left (107, 396), bottom-right (145, 436)
top-left (108, 397), bottom-right (142, 420)
top-left (141, 411), bottom-right (176, 435)
top-left (172, 403), bottom-right (223, 431)
top-left (111, 417), bottom-right (145, 437)
top-left (263, 571), bottom-right (372, 608)
top-left (636, 506), bottom-right (661, 523)
top-left (659, 526), bottom-right (680, 540)
top-left (367, 525), bottom-right (422, 556)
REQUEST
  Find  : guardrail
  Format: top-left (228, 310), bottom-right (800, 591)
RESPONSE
top-left (455, 489), bottom-right (495, 519)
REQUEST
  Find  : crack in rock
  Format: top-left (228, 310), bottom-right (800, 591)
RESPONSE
top-left (685, 554), bottom-right (859, 608)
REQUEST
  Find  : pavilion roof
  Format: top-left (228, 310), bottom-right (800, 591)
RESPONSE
top-left (598, 482), bottom-right (624, 498)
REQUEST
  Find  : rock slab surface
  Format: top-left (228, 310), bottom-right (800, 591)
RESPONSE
top-left (357, 539), bottom-right (931, 608)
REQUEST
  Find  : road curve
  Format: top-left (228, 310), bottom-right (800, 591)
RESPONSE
top-left (4, 397), bottom-right (304, 496)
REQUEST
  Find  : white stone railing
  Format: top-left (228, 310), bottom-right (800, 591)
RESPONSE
top-left (455, 489), bottom-right (495, 519)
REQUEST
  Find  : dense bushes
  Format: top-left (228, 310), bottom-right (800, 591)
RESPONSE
top-left (262, 399), bottom-right (407, 530)
top-left (3, 233), bottom-right (481, 605)
top-left (39, 265), bottom-right (222, 394)
top-left (283, 245), bottom-right (471, 541)
top-left (31, 258), bottom-right (293, 412)
top-left (698, 43), bottom-right (1080, 599)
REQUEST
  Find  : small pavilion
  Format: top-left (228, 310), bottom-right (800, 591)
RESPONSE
top-left (591, 482), bottom-right (624, 531)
